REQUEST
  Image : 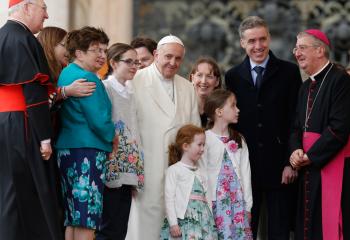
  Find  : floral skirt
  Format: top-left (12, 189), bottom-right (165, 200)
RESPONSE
top-left (213, 150), bottom-right (252, 240)
top-left (57, 148), bottom-right (107, 230)
top-left (160, 177), bottom-right (218, 240)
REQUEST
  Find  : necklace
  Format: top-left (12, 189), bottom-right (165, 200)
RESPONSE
top-left (304, 63), bottom-right (333, 131)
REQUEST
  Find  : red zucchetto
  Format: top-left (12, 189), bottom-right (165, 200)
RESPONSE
top-left (304, 29), bottom-right (330, 46)
top-left (9, 0), bottom-right (24, 8)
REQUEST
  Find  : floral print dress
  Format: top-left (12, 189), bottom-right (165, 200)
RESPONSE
top-left (57, 148), bottom-right (107, 230)
top-left (103, 77), bottom-right (144, 191)
top-left (160, 177), bottom-right (218, 240)
top-left (212, 137), bottom-right (253, 240)
top-left (105, 120), bottom-right (144, 190)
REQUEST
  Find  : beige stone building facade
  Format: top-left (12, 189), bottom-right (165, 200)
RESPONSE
top-left (0, 0), bottom-right (133, 44)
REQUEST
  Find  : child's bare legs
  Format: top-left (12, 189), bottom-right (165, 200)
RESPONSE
top-left (65, 226), bottom-right (74, 240)
top-left (73, 227), bottom-right (95, 240)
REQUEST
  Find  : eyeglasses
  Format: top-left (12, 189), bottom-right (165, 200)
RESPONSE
top-left (86, 48), bottom-right (107, 55)
top-left (119, 59), bottom-right (141, 67)
top-left (292, 45), bottom-right (319, 54)
top-left (28, 2), bottom-right (47, 11)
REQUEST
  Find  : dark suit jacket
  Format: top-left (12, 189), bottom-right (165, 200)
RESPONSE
top-left (225, 51), bottom-right (302, 189)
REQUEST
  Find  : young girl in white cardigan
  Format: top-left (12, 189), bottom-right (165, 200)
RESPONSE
top-left (200, 89), bottom-right (253, 240)
top-left (160, 124), bottom-right (218, 240)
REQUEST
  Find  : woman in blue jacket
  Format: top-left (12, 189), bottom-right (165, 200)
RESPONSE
top-left (56, 26), bottom-right (116, 240)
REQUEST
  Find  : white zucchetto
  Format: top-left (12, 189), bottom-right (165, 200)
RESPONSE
top-left (157, 35), bottom-right (184, 49)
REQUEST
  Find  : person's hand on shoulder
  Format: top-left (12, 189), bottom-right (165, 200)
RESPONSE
top-left (65, 79), bottom-right (96, 97)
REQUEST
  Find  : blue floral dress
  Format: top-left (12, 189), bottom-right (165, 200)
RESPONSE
top-left (160, 177), bottom-right (218, 240)
top-left (212, 137), bottom-right (253, 240)
top-left (57, 148), bottom-right (107, 230)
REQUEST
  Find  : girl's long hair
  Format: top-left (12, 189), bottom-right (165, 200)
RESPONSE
top-left (168, 124), bottom-right (205, 166)
top-left (37, 26), bottom-right (67, 84)
top-left (204, 89), bottom-right (242, 147)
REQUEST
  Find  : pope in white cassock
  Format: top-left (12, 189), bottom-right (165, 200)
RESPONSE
top-left (126, 35), bottom-right (201, 239)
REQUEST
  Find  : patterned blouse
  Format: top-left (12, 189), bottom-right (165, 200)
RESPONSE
top-left (103, 76), bottom-right (144, 191)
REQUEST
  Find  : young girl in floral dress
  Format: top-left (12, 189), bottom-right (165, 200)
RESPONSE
top-left (96, 43), bottom-right (144, 240)
top-left (200, 89), bottom-right (253, 240)
top-left (160, 124), bottom-right (218, 240)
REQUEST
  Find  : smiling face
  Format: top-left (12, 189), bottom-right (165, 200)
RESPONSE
top-left (183, 133), bottom-right (206, 164)
top-left (240, 26), bottom-right (270, 64)
top-left (294, 35), bottom-right (323, 75)
top-left (111, 49), bottom-right (138, 82)
top-left (77, 43), bottom-right (107, 73)
top-left (154, 43), bottom-right (184, 79)
top-left (191, 62), bottom-right (220, 98)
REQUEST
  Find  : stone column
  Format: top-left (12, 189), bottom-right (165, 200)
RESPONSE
top-left (45, 0), bottom-right (69, 29)
top-left (71, 0), bottom-right (133, 44)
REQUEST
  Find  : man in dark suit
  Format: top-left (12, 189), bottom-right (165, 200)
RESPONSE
top-left (225, 16), bottom-right (302, 240)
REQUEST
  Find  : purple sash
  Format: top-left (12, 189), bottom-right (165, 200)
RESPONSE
top-left (303, 132), bottom-right (350, 240)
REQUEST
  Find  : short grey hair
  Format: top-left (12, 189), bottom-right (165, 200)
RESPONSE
top-left (239, 16), bottom-right (269, 39)
top-left (8, 0), bottom-right (34, 16)
top-left (297, 31), bottom-right (330, 58)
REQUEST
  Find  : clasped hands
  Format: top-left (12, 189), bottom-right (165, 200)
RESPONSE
top-left (289, 149), bottom-right (311, 169)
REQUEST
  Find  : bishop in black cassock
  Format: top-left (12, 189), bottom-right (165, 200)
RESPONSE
top-left (290, 29), bottom-right (350, 240)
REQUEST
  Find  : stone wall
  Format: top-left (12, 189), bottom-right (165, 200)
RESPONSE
top-left (133, 0), bottom-right (350, 75)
